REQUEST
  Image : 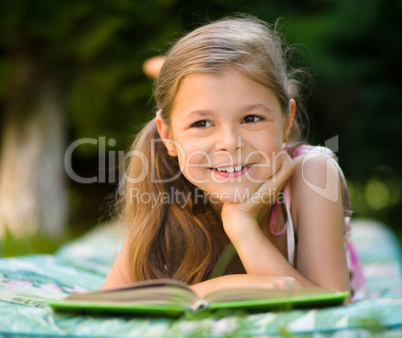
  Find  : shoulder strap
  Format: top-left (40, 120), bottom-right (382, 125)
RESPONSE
top-left (284, 182), bottom-right (295, 266)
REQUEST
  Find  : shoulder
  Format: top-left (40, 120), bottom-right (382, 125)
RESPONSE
top-left (289, 146), bottom-right (344, 231)
top-left (291, 146), bottom-right (340, 192)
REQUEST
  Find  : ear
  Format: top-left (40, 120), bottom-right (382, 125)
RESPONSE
top-left (155, 114), bottom-right (177, 157)
top-left (284, 99), bottom-right (296, 140)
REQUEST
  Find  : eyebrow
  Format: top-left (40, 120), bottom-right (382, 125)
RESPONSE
top-left (241, 103), bottom-right (274, 114)
top-left (184, 103), bottom-right (274, 120)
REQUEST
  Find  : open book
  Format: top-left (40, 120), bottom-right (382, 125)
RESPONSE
top-left (48, 279), bottom-right (348, 317)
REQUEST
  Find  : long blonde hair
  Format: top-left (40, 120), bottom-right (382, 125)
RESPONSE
top-left (119, 15), bottom-right (305, 284)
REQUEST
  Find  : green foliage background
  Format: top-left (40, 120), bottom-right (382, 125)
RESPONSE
top-left (0, 0), bottom-right (401, 250)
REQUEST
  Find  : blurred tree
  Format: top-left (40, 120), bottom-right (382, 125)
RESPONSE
top-left (0, 0), bottom-right (400, 240)
top-left (279, 0), bottom-right (402, 227)
top-left (0, 0), bottom-right (180, 237)
top-left (0, 52), bottom-right (66, 238)
top-left (0, 4), bottom-right (68, 237)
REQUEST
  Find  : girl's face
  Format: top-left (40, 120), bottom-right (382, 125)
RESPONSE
top-left (158, 69), bottom-right (294, 204)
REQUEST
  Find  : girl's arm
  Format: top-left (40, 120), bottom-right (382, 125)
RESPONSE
top-left (102, 240), bottom-right (135, 290)
top-left (291, 153), bottom-right (351, 294)
top-left (103, 240), bottom-right (302, 295)
top-left (190, 274), bottom-right (301, 299)
top-left (222, 152), bottom-right (351, 302)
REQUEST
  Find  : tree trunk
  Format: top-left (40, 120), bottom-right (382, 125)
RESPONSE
top-left (0, 51), bottom-right (67, 239)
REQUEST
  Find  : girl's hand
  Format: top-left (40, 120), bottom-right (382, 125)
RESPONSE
top-left (142, 55), bottom-right (165, 79)
top-left (190, 274), bottom-right (302, 299)
top-left (221, 151), bottom-right (294, 237)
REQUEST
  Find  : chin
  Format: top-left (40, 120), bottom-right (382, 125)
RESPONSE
top-left (203, 185), bottom-right (258, 204)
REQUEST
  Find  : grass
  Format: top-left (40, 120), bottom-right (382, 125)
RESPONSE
top-left (0, 225), bottom-right (87, 257)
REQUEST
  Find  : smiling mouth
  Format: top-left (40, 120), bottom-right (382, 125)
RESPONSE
top-left (210, 163), bottom-right (253, 173)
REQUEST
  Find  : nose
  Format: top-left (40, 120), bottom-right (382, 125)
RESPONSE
top-left (214, 125), bottom-right (243, 153)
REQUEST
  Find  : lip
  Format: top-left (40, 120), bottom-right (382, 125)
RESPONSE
top-left (209, 163), bottom-right (253, 178)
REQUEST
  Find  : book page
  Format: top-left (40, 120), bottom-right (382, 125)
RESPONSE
top-left (64, 279), bottom-right (199, 308)
top-left (204, 287), bottom-right (338, 304)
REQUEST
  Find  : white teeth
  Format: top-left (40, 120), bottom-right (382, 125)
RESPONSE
top-left (216, 167), bottom-right (225, 172)
top-left (215, 165), bottom-right (244, 172)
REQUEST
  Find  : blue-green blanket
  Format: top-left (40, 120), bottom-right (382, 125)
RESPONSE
top-left (1, 219), bottom-right (402, 337)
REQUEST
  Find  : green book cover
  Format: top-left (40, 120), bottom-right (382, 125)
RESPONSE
top-left (48, 279), bottom-right (348, 317)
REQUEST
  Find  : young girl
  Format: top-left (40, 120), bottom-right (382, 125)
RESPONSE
top-left (102, 15), bottom-right (364, 303)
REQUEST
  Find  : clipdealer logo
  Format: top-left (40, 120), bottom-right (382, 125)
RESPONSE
top-left (64, 135), bottom-right (341, 202)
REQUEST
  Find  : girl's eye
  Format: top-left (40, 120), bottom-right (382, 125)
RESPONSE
top-left (191, 120), bottom-right (212, 128)
top-left (243, 115), bottom-right (262, 124)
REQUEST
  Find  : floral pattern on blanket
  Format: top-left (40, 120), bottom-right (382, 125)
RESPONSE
top-left (0, 220), bottom-right (402, 337)
top-left (0, 257), bottom-right (95, 308)
top-left (0, 280), bottom-right (70, 309)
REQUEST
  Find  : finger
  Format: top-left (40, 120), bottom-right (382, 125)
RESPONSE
top-left (271, 277), bottom-right (301, 290)
top-left (253, 153), bottom-right (294, 199)
top-left (283, 277), bottom-right (302, 290)
top-left (271, 152), bottom-right (295, 185)
top-left (143, 56), bottom-right (165, 79)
